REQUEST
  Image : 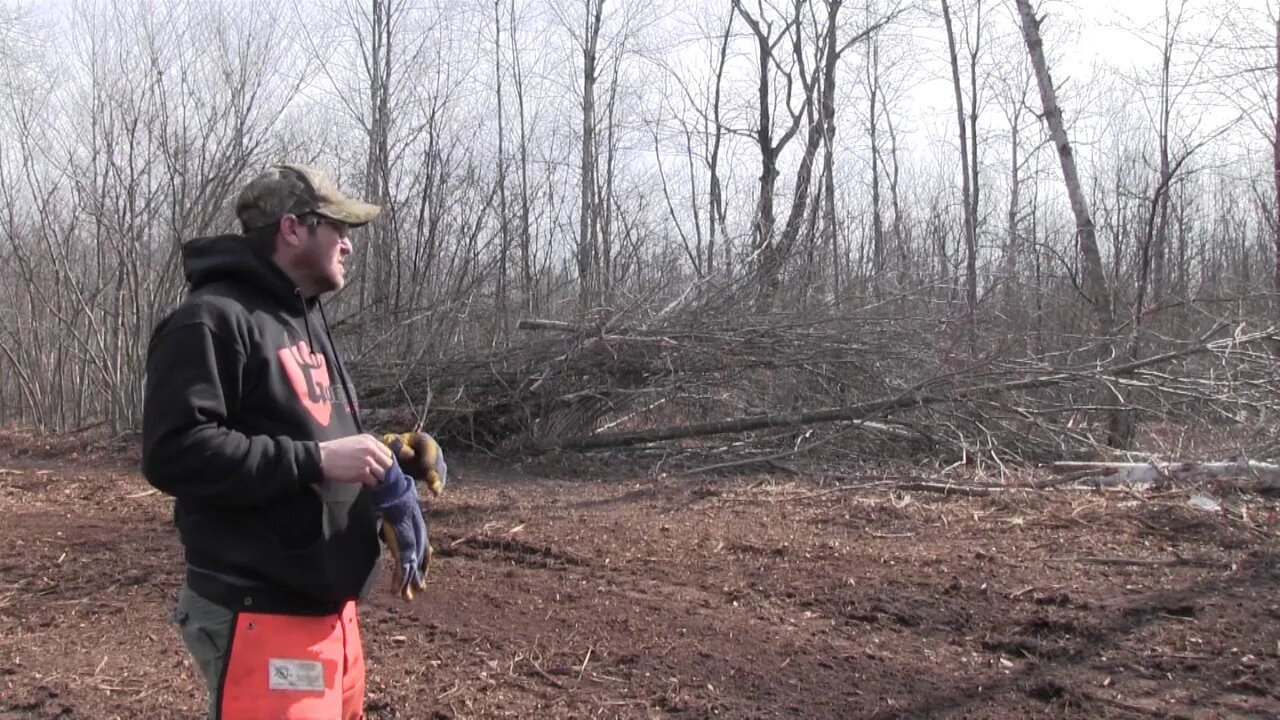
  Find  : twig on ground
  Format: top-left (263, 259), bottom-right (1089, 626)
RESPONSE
top-left (1081, 690), bottom-right (1190, 719)
top-left (524, 656), bottom-right (566, 689)
top-left (866, 530), bottom-right (916, 539)
top-left (1048, 555), bottom-right (1227, 568)
top-left (893, 481), bottom-right (1005, 497)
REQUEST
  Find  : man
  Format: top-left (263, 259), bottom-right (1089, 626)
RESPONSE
top-left (142, 164), bottom-right (443, 719)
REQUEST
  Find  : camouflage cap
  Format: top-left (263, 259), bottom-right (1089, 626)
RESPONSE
top-left (235, 163), bottom-right (381, 232)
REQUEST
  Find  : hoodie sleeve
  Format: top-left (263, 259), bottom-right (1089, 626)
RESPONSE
top-left (142, 312), bottom-right (324, 506)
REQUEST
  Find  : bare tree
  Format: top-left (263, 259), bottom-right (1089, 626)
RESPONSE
top-left (708, 5), bottom-right (735, 277)
top-left (1016, 0), bottom-right (1132, 446)
top-left (732, 0), bottom-right (804, 310)
top-left (864, 6), bottom-right (884, 278)
top-left (736, 0), bottom-right (900, 310)
top-left (1216, 1), bottom-right (1280, 298)
top-left (1126, 0), bottom-right (1228, 331)
top-left (494, 0), bottom-right (512, 329)
top-left (511, 0), bottom-right (537, 314)
top-left (940, 0), bottom-right (978, 334)
top-left (1015, 0), bottom-right (1114, 333)
top-left (0, 0), bottom-right (1275, 445)
top-left (0, 0), bottom-right (290, 431)
top-left (991, 17), bottom-right (1041, 321)
top-left (578, 0), bottom-right (605, 311)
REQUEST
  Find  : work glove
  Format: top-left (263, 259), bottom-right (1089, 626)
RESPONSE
top-left (381, 432), bottom-right (447, 497)
top-left (371, 460), bottom-right (431, 600)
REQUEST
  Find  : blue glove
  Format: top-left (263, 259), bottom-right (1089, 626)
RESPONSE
top-left (372, 461), bottom-right (431, 600)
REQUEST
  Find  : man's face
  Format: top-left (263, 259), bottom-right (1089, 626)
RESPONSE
top-left (281, 214), bottom-right (353, 296)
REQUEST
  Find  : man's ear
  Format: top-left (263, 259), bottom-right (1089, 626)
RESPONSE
top-left (277, 214), bottom-right (307, 250)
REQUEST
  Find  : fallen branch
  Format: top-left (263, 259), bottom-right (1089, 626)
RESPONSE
top-left (893, 482), bottom-right (1005, 497)
top-left (680, 420), bottom-right (915, 476)
top-left (552, 328), bottom-right (1273, 451)
top-left (781, 478), bottom-right (1004, 500)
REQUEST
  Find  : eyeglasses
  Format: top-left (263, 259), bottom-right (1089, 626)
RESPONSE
top-left (297, 213), bottom-right (351, 238)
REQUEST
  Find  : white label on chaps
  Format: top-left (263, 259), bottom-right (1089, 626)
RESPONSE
top-left (268, 658), bottom-right (326, 691)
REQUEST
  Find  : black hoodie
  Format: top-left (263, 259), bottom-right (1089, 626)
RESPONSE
top-left (142, 233), bottom-right (380, 614)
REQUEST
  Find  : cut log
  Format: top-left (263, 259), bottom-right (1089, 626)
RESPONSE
top-left (516, 319), bottom-right (581, 333)
top-left (1048, 460), bottom-right (1280, 491)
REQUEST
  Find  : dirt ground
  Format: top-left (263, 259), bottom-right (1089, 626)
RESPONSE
top-left (1, 437), bottom-right (1278, 719)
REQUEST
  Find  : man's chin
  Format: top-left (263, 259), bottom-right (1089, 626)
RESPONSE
top-left (323, 272), bottom-right (346, 293)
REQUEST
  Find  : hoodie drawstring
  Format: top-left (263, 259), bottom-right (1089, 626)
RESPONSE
top-left (316, 299), bottom-right (365, 434)
top-left (296, 290), bottom-right (365, 434)
top-left (295, 290), bottom-right (319, 355)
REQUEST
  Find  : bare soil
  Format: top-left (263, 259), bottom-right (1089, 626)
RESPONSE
top-left (1, 435), bottom-right (1278, 719)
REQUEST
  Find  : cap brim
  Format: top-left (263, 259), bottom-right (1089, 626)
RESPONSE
top-left (317, 199), bottom-right (381, 228)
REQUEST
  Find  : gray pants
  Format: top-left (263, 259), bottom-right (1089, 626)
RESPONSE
top-left (170, 583), bottom-right (235, 720)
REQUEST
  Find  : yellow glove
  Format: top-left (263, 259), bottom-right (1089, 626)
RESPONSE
top-left (382, 432), bottom-right (447, 497)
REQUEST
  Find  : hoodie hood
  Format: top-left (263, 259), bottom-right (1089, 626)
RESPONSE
top-left (182, 234), bottom-right (302, 305)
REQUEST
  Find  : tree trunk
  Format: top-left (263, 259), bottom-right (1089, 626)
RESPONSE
top-left (1015, 1), bottom-right (1114, 334)
top-left (771, 35), bottom-right (824, 312)
top-left (511, 0), bottom-right (534, 314)
top-left (822, 0), bottom-right (842, 297)
top-left (1005, 107), bottom-right (1021, 315)
top-left (494, 0), bottom-right (510, 334)
top-left (598, 47), bottom-right (622, 305)
top-left (1015, 0), bottom-right (1125, 447)
top-left (967, 0), bottom-right (982, 323)
top-left (708, 6), bottom-right (734, 278)
top-left (577, 0), bottom-right (604, 311)
top-left (361, 0), bottom-right (395, 355)
top-left (1138, 8), bottom-right (1177, 331)
top-left (941, 0), bottom-right (977, 338)
top-left (748, 18), bottom-right (781, 307)
top-left (867, 30), bottom-right (883, 275)
top-left (731, 0), bottom-right (810, 312)
top-left (1274, 15), bottom-right (1280, 298)
top-left (886, 105), bottom-right (902, 274)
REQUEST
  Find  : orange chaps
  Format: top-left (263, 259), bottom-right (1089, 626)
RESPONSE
top-left (217, 601), bottom-right (366, 720)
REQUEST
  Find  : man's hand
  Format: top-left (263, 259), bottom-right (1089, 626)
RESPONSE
top-left (381, 432), bottom-right (447, 497)
top-left (319, 434), bottom-right (394, 487)
top-left (372, 462), bottom-right (431, 600)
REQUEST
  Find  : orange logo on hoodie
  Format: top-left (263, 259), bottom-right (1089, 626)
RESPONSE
top-left (278, 341), bottom-right (333, 426)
